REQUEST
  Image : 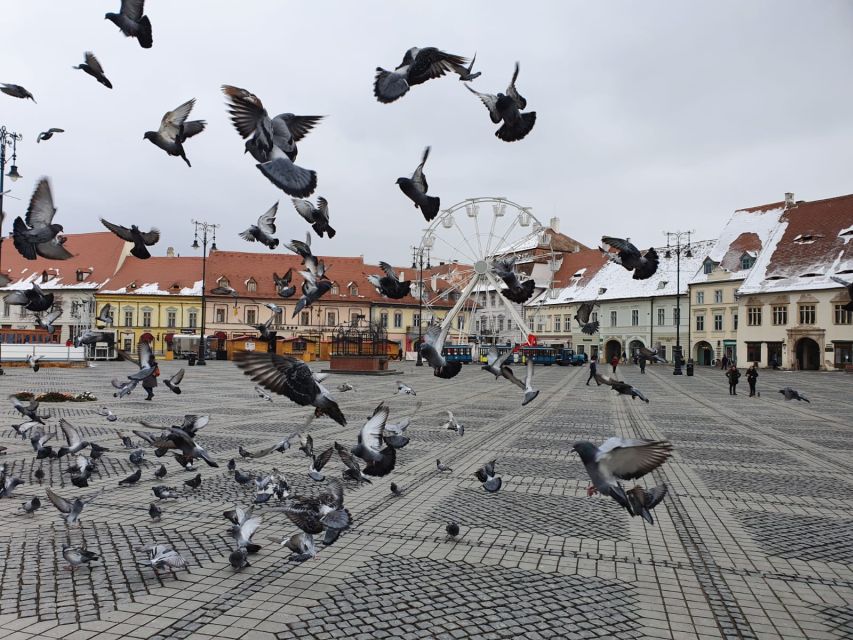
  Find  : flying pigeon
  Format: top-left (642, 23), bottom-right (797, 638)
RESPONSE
top-left (118, 468), bottom-right (142, 486)
top-left (240, 202), bottom-right (279, 248)
top-left (62, 545), bottom-right (99, 571)
top-left (466, 62), bottom-right (536, 142)
top-left (626, 484), bottom-right (668, 525)
top-left (35, 308), bottom-right (62, 333)
top-left (0, 467), bottom-right (23, 498)
top-left (1, 83), bottom-right (35, 102)
top-left (235, 352), bottom-right (346, 426)
top-left (349, 405), bottom-right (397, 477)
top-left (4, 282), bottom-right (54, 312)
top-left (26, 354), bottom-right (42, 372)
top-left (37, 128), bottom-right (64, 143)
top-left (251, 315), bottom-right (275, 340)
top-left (373, 47), bottom-right (479, 103)
top-left (337, 382), bottom-right (355, 393)
top-left (445, 522), bottom-right (460, 539)
top-left (829, 276), bottom-right (853, 311)
top-left (12, 178), bottom-right (72, 261)
top-left (152, 485), bottom-right (179, 500)
top-left (239, 434), bottom-right (299, 459)
top-left (292, 197), bottom-right (336, 238)
top-left (133, 415), bottom-right (218, 468)
top-left (273, 269), bottom-right (296, 299)
top-left (163, 368), bottom-right (185, 394)
top-left (138, 544), bottom-right (187, 573)
top-left (46, 487), bottom-right (103, 525)
top-left (281, 478), bottom-right (350, 546)
top-left (184, 473), bottom-right (202, 489)
top-left (13, 420), bottom-right (42, 438)
top-left (574, 302), bottom-right (599, 335)
top-left (639, 346), bottom-right (667, 363)
top-left (292, 270), bottom-right (331, 318)
top-left (334, 442), bottom-right (372, 483)
top-left (96, 303), bottom-right (114, 326)
top-left (440, 410), bottom-right (464, 437)
top-left (10, 396), bottom-right (45, 424)
top-left (474, 459), bottom-right (502, 493)
top-left (493, 257), bottom-right (535, 303)
top-left (105, 0), bottom-right (153, 48)
top-left (397, 146), bottom-right (440, 222)
top-left (601, 237), bottom-right (659, 280)
top-left (100, 218), bottom-right (160, 259)
top-left (368, 262), bottom-right (412, 299)
top-left (222, 84), bottom-right (323, 197)
top-left (21, 496), bottom-right (41, 515)
top-left (73, 52), bottom-right (112, 88)
top-left (779, 387), bottom-right (810, 403)
top-left (30, 431), bottom-right (55, 459)
top-left (436, 459), bottom-right (452, 472)
top-left (573, 438), bottom-right (673, 510)
top-left (230, 511), bottom-right (263, 554)
top-left (144, 98), bottom-right (206, 167)
top-left (308, 446), bottom-right (333, 482)
top-left (596, 373), bottom-right (650, 403)
top-left (75, 330), bottom-right (113, 347)
top-left (149, 502), bottom-right (161, 521)
top-left (419, 324), bottom-right (462, 379)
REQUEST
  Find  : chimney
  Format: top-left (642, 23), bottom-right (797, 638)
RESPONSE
top-left (784, 193), bottom-right (796, 209)
top-left (431, 273), bottom-right (438, 291)
top-left (166, 246), bottom-right (175, 257)
top-left (549, 217), bottom-right (560, 233)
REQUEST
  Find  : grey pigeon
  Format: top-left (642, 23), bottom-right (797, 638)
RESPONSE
top-left (292, 269), bottom-right (331, 318)
top-left (37, 128), bottom-right (64, 143)
top-left (149, 502), bottom-right (161, 521)
top-left (57, 419), bottom-right (93, 458)
top-left (474, 459), bottom-right (502, 493)
top-left (235, 351), bottom-right (346, 426)
top-left (26, 354), bottom-right (42, 372)
top-left (222, 84), bottom-right (323, 197)
top-left (101, 218), bottom-right (160, 259)
top-left (440, 410), bottom-right (464, 437)
top-left (334, 442), bottom-right (372, 483)
top-left (254, 385), bottom-right (273, 402)
top-left (279, 532), bottom-right (317, 562)
top-left (445, 522), bottom-right (459, 539)
top-left (601, 237), bottom-right (659, 280)
top-left (639, 346), bottom-right (667, 364)
top-left (397, 146), bottom-right (440, 222)
top-left (419, 324), bottom-right (462, 379)
top-left (46, 487), bottom-right (103, 525)
top-left (368, 262), bottom-right (411, 299)
top-left (62, 545), bottom-right (99, 571)
top-left (493, 257), bottom-right (535, 303)
top-left (152, 485), bottom-right (179, 499)
top-left (292, 197), bottom-right (335, 238)
top-left (76, 330), bottom-right (114, 348)
top-left (129, 449), bottom-right (145, 465)
top-left (0, 467), bottom-right (23, 498)
top-left (10, 396), bottom-right (45, 424)
top-left (337, 382), bottom-right (355, 393)
top-left (105, 0), bottom-right (153, 48)
top-left (73, 52), bottom-right (112, 88)
top-left (144, 98), bottom-right (206, 167)
top-left (121, 435), bottom-right (136, 449)
top-left (374, 47), bottom-right (479, 103)
top-left (119, 468), bottom-right (142, 486)
top-left (273, 269), bottom-right (295, 299)
top-left (97, 406), bottom-right (118, 422)
top-left (626, 484), bottom-right (668, 525)
top-left (396, 381), bottom-right (416, 396)
top-left (390, 482), bottom-right (404, 497)
top-left (184, 473), bottom-right (202, 489)
top-left (229, 547), bottom-right (250, 570)
top-left (1, 83), bottom-right (35, 102)
top-left (830, 276), bottom-right (853, 312)
top-left (779, 387), bottom-right (810, 403)
top-left (309, 447), bottom-right (334, 482)
top-left (34, 468), bottom-right (45, 483)
top-left (12, 178), bottom-right (71, 261)
top-left (596, 373), bottom-right (649, 403)
top-left (281, 478), bottom-right (350, 545)
top-left (65, 454), bottom-right (95, 488)
top-left (138, 544), bottom-right (187, 573)
top-left (4, 282), bottom-right (54, 312)
top-left (240, 202), bottom-right (279, 248)
top-left (349, 406), bottom-right (396, 477)
top-left (466, 62), bottom-right (536, 142)
top-left (230, 512), bottom-right (263, 553)
top-left (133, 415), bottom-right (217, 468)
top-left (239, 434), bottom-right (299, 459)
top-left (21, 496), bottom-right (41, 515)
top-left (13, 420), bottom-right (42, 438)
top-left (227, 458), bottom-right (237, 471)
top-left (234, 469), bottom-right (253, 485)
top-left (436, 459), bottom-right (452, 472)
top-left (30, 431), bottom-right (55, 459)
top-left (164, 368), bottom-right (185, 394)
top-left (34, 307), bottom-right (60, 333)
top-left (573, 438), bottom-right (672, 510)
top-left (153, 464), bottom-right (167, 479)
top-left (574, 302), bottom-right (600, 335)
top-left (96, 303), bottom-right (114, 326)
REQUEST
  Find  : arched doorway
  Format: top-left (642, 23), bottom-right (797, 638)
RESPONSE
top-left (694, 341), bottom-right (714, 366)
top-left (795, 337), bottom-right (820, 370)
top-left (605, 340), bottom-right (622, 362)
top-left (628, 339), bottom-right (645, 360)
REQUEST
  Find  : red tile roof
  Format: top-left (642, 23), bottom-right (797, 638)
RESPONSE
top-left (100, 256), bottom-right (204, 294)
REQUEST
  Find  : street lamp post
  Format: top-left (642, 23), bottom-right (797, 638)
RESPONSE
top-left (0, 126), bottom-right (23, 376)
top-left (411, 244), bottom-right (431, 366)
top-left (664, 230), bottom-right (693, 375)
top-left (191, 220), bottom-right (219, 366)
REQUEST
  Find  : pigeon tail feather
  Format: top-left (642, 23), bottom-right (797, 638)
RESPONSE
top-left (137, 15), bottom-right (153, 49)
top-left (496, 111), bottom-right (536, 142)
top-left (421, 195), bottom-right (440, 222)
top-left (257, 158), bottom-right (317, 198)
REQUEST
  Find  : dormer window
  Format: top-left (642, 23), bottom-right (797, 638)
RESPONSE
top-left (330, 283), bottom-right (339, 295)
top-left (76, 269), bottom-right (92, 282)
top-left (740, 254), bottom-right (756, 270)
top-left (246, 278), bottom-right (257, 293)
top-left (349, 284), bottom-right (358, 296)
top-left (217, 277), bottom-right (229, 288)
top-left (703, 259), bottom-right (715, 275)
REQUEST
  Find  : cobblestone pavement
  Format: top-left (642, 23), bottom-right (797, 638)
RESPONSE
top-left (0, 360), bottom-right (851, 640)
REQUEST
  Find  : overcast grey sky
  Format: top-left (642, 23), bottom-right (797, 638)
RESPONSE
top-left (2, 1), bottom-right (852, 265)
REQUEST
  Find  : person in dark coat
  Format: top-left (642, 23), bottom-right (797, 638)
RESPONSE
top-left (721, 355), bottom-right (728, 370)
top-left (586, 358), bottom-right (599, 386)
top-left (726, 365), bottom-right (740, 395)
top-left (610, 355), bottom-right (619, 374)
top-left (638, 355), bottom-right (647, 374)
top-left (746, 363), bottom-right (758, 397)
top-left (142, 356), bottom-right (159, 401)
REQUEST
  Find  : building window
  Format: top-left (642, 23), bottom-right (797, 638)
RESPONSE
top-left (657, 308), bottom-right (665, 326)
top-left (300, 311), bottom-right (310, 325)
top-left (326, 312), bottom-right (336, 326)
top-left (349, 284), bottom-right (358, 296)
top-left (610, 311), bottom-right (617, 327)
top-left (124, 310), bottom-right (133, 327)
top-left (413, 313), bottom-right (420, 328)
top-left (747, 342), bottom-right (761, 362)
top-left (330, 284), bottom-right (339, 295)
top-left (772, 305), bottom-right (788, 326)
top-left (703, 260), bottom-right (714, 274)
top-left (714, 289), bottom-right (723, 303)
top-left (835, 304), bottom-right (853, 325)
top-left (188, 310), bottom-right (197, 328)
top-left (536, 317), bottom-right (543, 332)
top-left (246, 309), bottom-right (256, 325)
top-left (799, 304), bottom-right (815, 325)
top-left (218, 277), bottom-right (229, 288)
top-left (554, 315), bottom-right (561, 332)
top-left (631, 310), bottom-right (639, 326)
top-left (123, 337), bottom-right (132, 351)
top-left (457, 315), bottom-right (464, 329)
top-left (741, 255), bottom-right (755, 270)
top-left (167, 310), bottom-right (177, 328)
top-left (379, 312), bottom-right (388, 328)
top-left (506, 319), bottom-right (512, 331)
top-left (714, 314), bottom-right (723, 331)
top-left (498, 317), bottom-right (505, 332)
top-left (696, 291), bottom-right (704, 304)
top-left (659, 345), bottom-right (666, 360)
top-left (733, 313), bottom-right (738, 330)
top-left (696, 315), bottom-right (705, 331)
top-left (489, 292), bottom-right (496, 307)
top-left (673, 308), bottom-right (680, 326)
top-left (3, 302), bottom-right (10, 317)
top-left (274, 309), bottom-right (283, 325)
top-left (835, 341), bottom-right (852, 367)
top-left (215, 308), bottom-right (225, 323)
top-left (393, 312), bottom-right (402, 328)
top-left (591, 312), bottom-right (598, 324)
top-left (747, 306), bottom-right (762, 326)
top-left (247, 279), bottom-right (257, 293)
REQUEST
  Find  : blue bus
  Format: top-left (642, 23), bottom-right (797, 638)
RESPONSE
top-left (520, 345), bottom-right (557, 365)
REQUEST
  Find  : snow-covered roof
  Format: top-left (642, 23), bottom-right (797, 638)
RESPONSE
top-left (1, 271), bottom-right (100, 292)
top-left (101, 280), bottom-right (204, 296)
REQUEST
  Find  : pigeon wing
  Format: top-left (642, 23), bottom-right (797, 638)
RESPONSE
top-left (378, 261), bottom-right (399, 280)
top-left (36, 239), bottom-right (74, 260)
top-left (596, 438), bottom-right (673, 481)
top-left (221, 85), bottom-right (269, 139)
top-left (291, 199), bottom-right (316, 223)
top-left (256, 202), bottom-right (278, 235)
top-left (411, 146), bottom-right (430, 193)
top-left (465, 84), bottom-right (501, 123)
top-left (59, 419), bottom-right (83, 448)
top-left (25, 178), bottom-right (57, 228)
top-left (84, 52), bottom-right (105, 76)
top-left (159, 98), bottom-right (195, 141)
top-left (506, 62), bottom-right (527, 110)
top-left (601, 236), bottom-right (639, 256)
top-left (100, 218), bottom-right (135, 242)
top-left (168, 368), bottom-right (185, 386)
top-left (138, 341), bottom-right (154, 370)
top-left (359, 406), bottom-right (389, 453)
top-left (120, 0), bottom-right (145, 21)
top-left (234, 352), bottom-right (320, 407)
top-left (276, 114), bottom-right (324, 143)
top-left (46, 487), bottom-right (73, 513)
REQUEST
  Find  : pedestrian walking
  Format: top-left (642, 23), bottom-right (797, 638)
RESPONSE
top-left (726, 365), bottom-right (740, 396)
top-left (621, 350), bottom-right (627, 363)
top-left (721, 355), bottom-right (728, 370)
top-left (142, 356), bottom-right (160, 401)
top-left (638, 355), bottom-right (647, 374)
top-left (586, 359), bottom-right (599, 386)
top-left (611, 355), bottom-right (619, 374)
top-left (746, 363), bottom-right (758, 397)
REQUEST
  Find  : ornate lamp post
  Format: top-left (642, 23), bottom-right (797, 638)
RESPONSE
top-left (191, 220), bottom-right (218, 365)
top-left (411, 240), bottom-right (432, 366)
top-left (664, 230), bottom-right (693, 375)
top-left (0, 126), bottom-right (23, 376)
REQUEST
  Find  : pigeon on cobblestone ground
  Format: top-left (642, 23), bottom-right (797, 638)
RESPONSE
top-left (118, 468), bottom-right (141, 486)
top-left (97, 406), bottom-right (118, 422)
top-left (396, 381), bottom-right (416, 395)
top-left (0, 467), bottom-right (24, 498)
top-left (445, 522), bottom-right (460, 539)
top-left (276, 532), bottom-right (317, 562)
top-left (229, 547), bottom-right (251, 570)
top-left (440, 410), bottom-right (464, 436)
top-left (390, 482), bottom-right (404, 497)
top-left (138, 544), bottom-right (187, 573)
top-left (153, 464), bottom-right (167, 479)
top-left (281, 478), bottom-right (350, 546)
top-left (436, 459), bottom-right (452, 472)
top-left (62, 545), bottom-right (98, 571)
top-left (779, 387), bottom-right (810, 403)
top-left (20, 496), bottom-right (41, 515)
top-left (152, 485), bottom-right (179, 500)
top-left (149, 503), bottom-right (161, 521)
top-left (474, 459), bottom-right (502, 493)
top-left (184, 473), bottom-right (202, 489)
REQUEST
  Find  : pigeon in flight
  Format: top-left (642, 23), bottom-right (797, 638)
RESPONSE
top-left (626, 484), bottom-right (668, 525)
top-left (274, 269), bottom-right (296, 299)
top-left (0, 467), bottom-right (23, 499)
top-left (373, 47), bottom-right (479, 103)
top-left (163, 368), bottom-right (185, 394)
top-left (349, 405), bottom-right (397, 477)
top-left (436, 459), bottom-right (452, 472)
top-left (493, 257), bottom-right (535, 303)
top-left (111, 342), bottom-right (156, 397)
top-left (75, 330), bottom-right (113, 348)
top-left (222, 84), bottom-right (323, 198)
top-left (573, 438), bottom-right (672, 510)
top-left (293, 269), bottom-right (331, 319)
top-left (334, 442), bottom-right (372, 483)
top-left (73, 52), bottom-right (112, 88)
top-left (596, 373), bottom-right (650, 403)
top-left (396, 381), bottom-right (416, 396)
top-left (96, 304), bottom-right (114, 326)
top-left (35, 308), bottom-right (61, 334)
top-left (368, 262), bottom-right (412, 299)
top-left (475, 459), bottom-right (502, 493)
top-left (830, 276), bottom-right (853, 312)
top-left (230, 512), bottom-right (263, 554)
top-left (574, 302), bottom-right (599, 335)
top-left (239, 434), bottom-right (299, 459)
top-left (105, 0), bottom-right (153, 48)
top-left (144, 98), bottom-right (206, 167)
top-left (37, 128), bottom-right (64, 143)
top-left (4, 282), bottom-right (54, 312)
top-left (62, 545), bottom-right (99, 571)
top-left (234, 351), bottom-right (346, 426)
top-left (281, 478), bottom-right (350, 546)
top-left (420, 324), bottom-right (462, 379)
top-left (397, 146), bottom-right (440, 222)
top-left (601, 237), bottom-right (659, 280)
top-left (638, 346), bottom-right (667, 364)
top-left (57, 419), bottom-right (97, 458)
top-left (97, 406), bottom-right (118, 422)
top-left (21, 496), bottom-right (41, 515)
top-left (46, 487), bottom-right (103, 525)
top-left (440, 410), bottom-right (464, 437)
top-left (238, 202), bottom-right (279, 249)
top-left (292, 197), bottom-right (336, 239)
top-left (12, 178), bottom-right (72, 261)
top-left (466, 62), bottom-right (536, 142)
top-left (1, 83), bottom-right (35, 102)
top-left (138, 544), bottom-right (187, 573)
top-left (779, 387), bottom-right (810, 403)
top-left (101, 218), bottom-right (160, 259)
top-left (134, 414), bottom-right (218, 468)
top-left (26, 354), bottom-right (42, 372)
top-left (11, 396), bottom-right (45, 424)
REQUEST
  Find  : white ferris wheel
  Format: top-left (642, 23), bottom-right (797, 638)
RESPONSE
top-left (415, 197), bottom-right (561, 346)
